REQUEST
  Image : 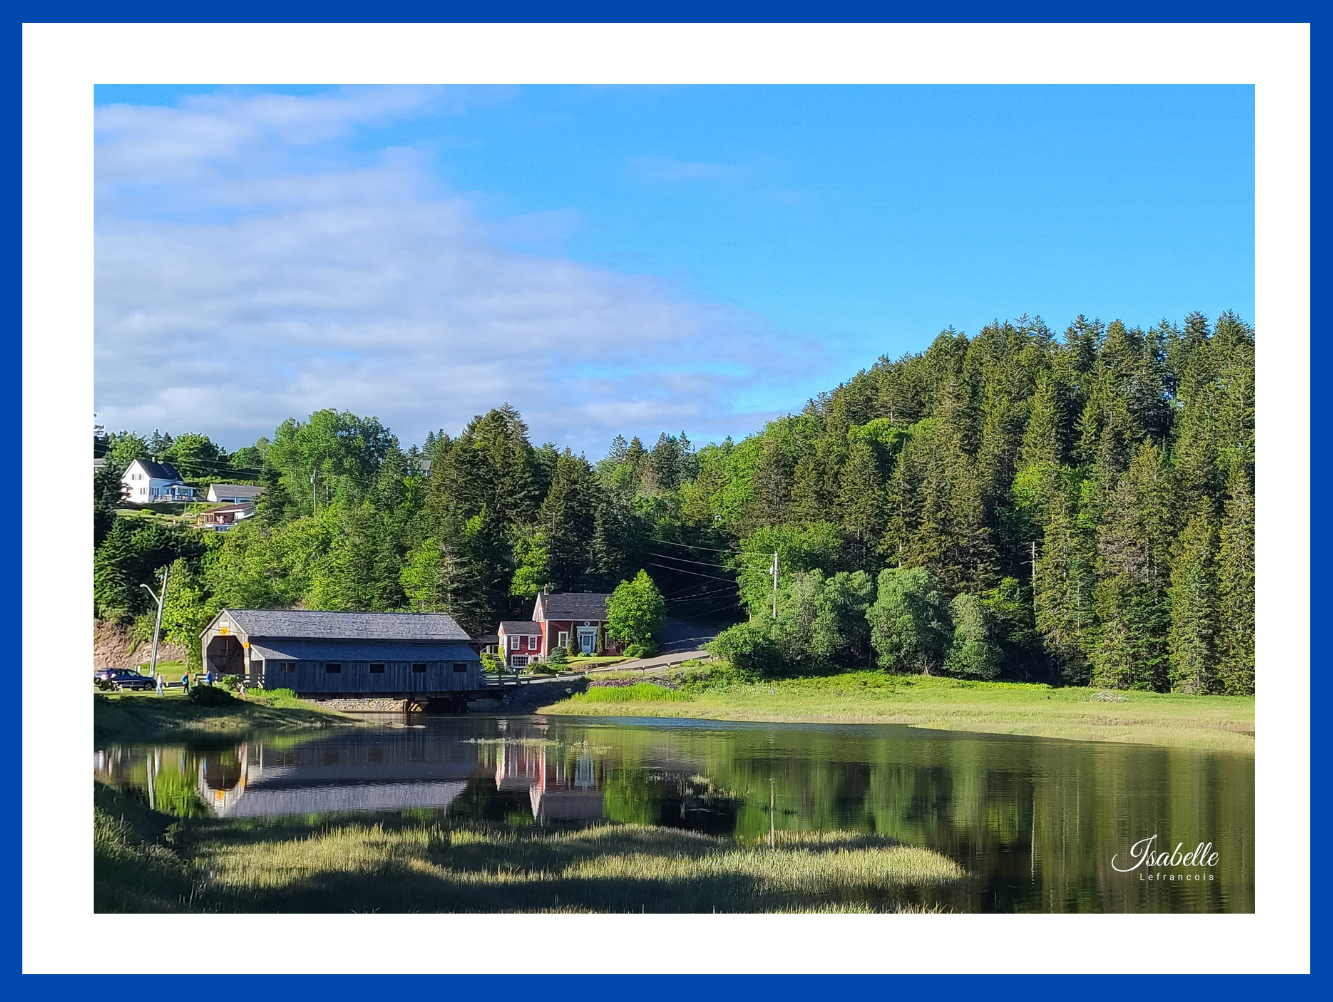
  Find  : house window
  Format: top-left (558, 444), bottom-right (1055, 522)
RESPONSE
top-left (279, 662), bottom-right (296, 673)
top-left (511, 655), bottom-right (528, 667)
top-left (412, 663), bottom-right (427, 673)
top-left (452, 662), bottom-right (468, 673)
top-left (325, 663), bottom-right (342, 673)
top-left (558, 631), bottom-right (569, 649)
top-left (509, 635), bottom-right (520, 650)
top-left (369, 663), bottom-right (385, 673)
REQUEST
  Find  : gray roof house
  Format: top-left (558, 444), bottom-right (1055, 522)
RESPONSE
top-left (497, 592), bottom-right (622, 664)
top-left (534, 592), bottom-right (611, 622)
top-left (201, 608), bottom-right (482, 697)
top-left (207, 483), bottom-right (264, 504)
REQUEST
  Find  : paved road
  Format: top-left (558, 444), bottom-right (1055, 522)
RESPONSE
top-left (656, 617), bottom-right (721, 654)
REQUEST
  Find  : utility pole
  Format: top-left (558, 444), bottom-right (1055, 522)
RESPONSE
top-left (770, 551), bottom-right (779, 619)
top-left (138, 564), bottom-right (170, 680)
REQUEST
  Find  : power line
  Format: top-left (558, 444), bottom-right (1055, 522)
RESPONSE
top-left (660, 578), bottom-right (736, 599)
top-left (647, 563), bottom-right (737, 584)
top-left (647, 552), bottom-right (736, 570)
top-left (665, 585), bottom-right (739, 603)
top-left (651, 539), bottom-right (736, 554)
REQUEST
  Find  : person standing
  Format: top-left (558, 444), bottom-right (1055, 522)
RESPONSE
top-left (181, 672), bottom-right (190, 696)
top-left (155, 672), bottom-right (164, 696)
top-left (205, 669), bottom-right (213, 686)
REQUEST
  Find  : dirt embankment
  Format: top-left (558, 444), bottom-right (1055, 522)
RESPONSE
top-left (94, 619), bottom-right (189, 670)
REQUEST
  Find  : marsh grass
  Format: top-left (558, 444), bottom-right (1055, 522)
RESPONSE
top-left (94, 782), bottom-right (195, 912)
top-left (565, 683), bottom-right (692, 704)
top-left (543, 669), bottom-right (1255, 752)
top-left (95, 782), bottom-right (964, 913)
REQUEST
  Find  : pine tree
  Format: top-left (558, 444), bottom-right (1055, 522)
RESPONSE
top-left (1019, 370), bottom-right (1062, 469)
top-left (1167, 500), bottom-right (1220, 693)
top-left (839, 436), bottom-right (889, 562)
top-left (1033, 474), bottom-right (1095, 684)
top-left (748, 436), bottom-right (794, 530)
top-left (540, 451), bottom-right (597, 591)
top-left (1089, 441), bottom-right (1176, 689)
top-left (1216, 467), bottom-right (1255, 694)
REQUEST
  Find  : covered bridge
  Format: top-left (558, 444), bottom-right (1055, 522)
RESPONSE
top-left (201, 609), bottom-right (483, 696)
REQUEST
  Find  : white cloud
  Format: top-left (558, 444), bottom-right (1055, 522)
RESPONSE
top-left (94, 89), bottom-right (825, 454)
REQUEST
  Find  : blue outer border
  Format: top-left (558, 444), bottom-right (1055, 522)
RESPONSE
top-left (6, 1), bottom-right (1322, 994)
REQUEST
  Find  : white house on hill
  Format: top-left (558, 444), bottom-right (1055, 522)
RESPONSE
top-left (121, 458), bottom-right (195, 503)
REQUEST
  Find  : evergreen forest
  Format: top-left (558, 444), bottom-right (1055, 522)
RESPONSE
top-left (93, 311), bottom-right (1254, 694)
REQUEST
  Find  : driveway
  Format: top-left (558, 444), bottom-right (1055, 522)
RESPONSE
top-left (656, 617), bottom-right (721, 655)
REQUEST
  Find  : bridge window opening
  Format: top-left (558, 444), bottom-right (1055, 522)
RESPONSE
top-left (369, 663), bottom-right (385, 673)
top-left (452, 662), bottom-right (468, 673)
top-left (325, 663), bottom-right (342, 674)
top-left (412, 663), bottom-right (427, 673)
top-left (279, 661), bottom-right (296, 672)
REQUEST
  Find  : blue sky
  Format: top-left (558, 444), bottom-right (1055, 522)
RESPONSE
top-left (93, 84), bottom-right (1253, 454)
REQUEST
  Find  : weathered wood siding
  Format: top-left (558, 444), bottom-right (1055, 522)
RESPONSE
top-left (263, 658), bottom-right (483, 695)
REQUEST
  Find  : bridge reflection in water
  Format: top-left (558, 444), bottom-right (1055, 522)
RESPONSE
top-left (94, 722), bottom-right (649, 825)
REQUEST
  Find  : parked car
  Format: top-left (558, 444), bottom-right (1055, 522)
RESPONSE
top-left (94, 668), bottom-right (156, 691)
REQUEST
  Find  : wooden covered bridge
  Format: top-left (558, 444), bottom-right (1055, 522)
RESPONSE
top-left (201, 609), bottom-right (487, 707)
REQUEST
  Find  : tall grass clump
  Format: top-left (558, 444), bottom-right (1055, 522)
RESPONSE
top-left (571, 683), bottom-right (692, 704)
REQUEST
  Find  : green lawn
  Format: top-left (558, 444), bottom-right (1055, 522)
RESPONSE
top-left (542, 668), bottom-right (1254, 752)
top-left (94, 689), bottom-right (362, 745)
top-left (94, 781), bottom-right (961, 913)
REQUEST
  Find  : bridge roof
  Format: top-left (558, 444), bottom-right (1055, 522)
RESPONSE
top-left (217, 609), bottom-right (471, 642)
top-left (250, 641), bottom-right (478, 662)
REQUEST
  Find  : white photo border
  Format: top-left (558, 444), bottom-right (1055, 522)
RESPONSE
top-left (23, 21), bottom-right (1308, 975)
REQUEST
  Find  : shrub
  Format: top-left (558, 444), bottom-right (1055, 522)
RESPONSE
top-left (623, 641), bottom-right (658, 660)
top-left (546, 646), bottom-right (568, 670)
top-left (707, 620), bottom-right (786, 676)
top-left (220, 674), bottom-right (241, 692)
top-left (188, 684), bottom-right (238, 707)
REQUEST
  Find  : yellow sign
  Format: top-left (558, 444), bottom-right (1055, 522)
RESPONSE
top-left (242, 641), bottom-right (249, 649)
top-left (219, 626), bottom-right (229, 635)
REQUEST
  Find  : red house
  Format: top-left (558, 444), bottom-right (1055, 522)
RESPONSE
top-left (535, 592), bottom-right (624, 658)
top-left (496, 592), bottom-right (624, 666)
top-left (497, 620), bottom-right (543, 667)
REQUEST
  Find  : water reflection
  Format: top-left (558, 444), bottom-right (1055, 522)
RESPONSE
top-left (93, 714), bottom-right (1254, 913)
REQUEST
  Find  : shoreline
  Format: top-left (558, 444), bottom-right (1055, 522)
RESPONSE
top-left (94, 691), bottom-right (363, 745)
top-left (538, 672), bottom-right (1254, 753)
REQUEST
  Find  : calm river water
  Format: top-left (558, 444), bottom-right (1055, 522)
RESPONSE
top-left (95, 714), bottom-right (1253, 913)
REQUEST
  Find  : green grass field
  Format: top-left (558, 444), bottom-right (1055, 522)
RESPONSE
top-left (542, 668), bottom-right (1254, 752)
top-left (93, 688), bottom-right (361, 745)
top-left (93, 781), bottom-right (962, 913)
